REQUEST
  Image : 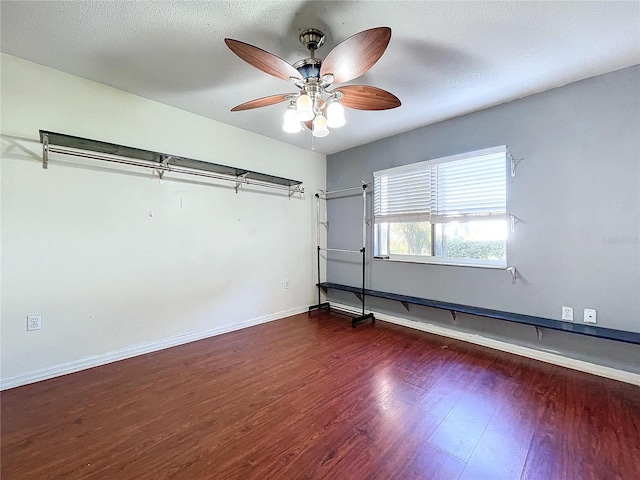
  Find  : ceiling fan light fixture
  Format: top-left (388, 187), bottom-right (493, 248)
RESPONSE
top-left (283, 105), bottom-right (302, 133)
top-left (326, 100), bottom-right (346, 128)
top-left (226, 27), bottom-right (400, 141)
top-left (312, 114), bottom-right (329, 137)
top-left (321, 73), bottom-right (335, 86)
top-left (295, 93), bottom-right (314, 121)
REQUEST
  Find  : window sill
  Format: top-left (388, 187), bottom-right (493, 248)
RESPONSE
top-left (373, 255), bottom-right (508, 270)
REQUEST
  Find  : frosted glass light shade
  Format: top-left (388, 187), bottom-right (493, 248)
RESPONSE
top-left (326, 101), bottom-right (346, 128)
top-left (295, 93), bottom-right (314, 121)
top-left (282, 108), bottom-right (301, 133)
top-left (312, 114), bottom-right (329, 137)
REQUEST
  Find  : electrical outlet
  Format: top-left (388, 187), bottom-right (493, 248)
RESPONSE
top-left (561, 306), bottom-right (573, 321)
top-left (27, 314), bottom-right (42, 331)
top-left (584, 308), bottom-right (597, 324)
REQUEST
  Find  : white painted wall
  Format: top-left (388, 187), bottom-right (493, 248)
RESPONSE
top-left (0, 54), bottom-right (326, 388)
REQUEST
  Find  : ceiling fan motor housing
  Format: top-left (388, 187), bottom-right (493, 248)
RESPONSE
top-left (293, 58), bottom-right (322, 80)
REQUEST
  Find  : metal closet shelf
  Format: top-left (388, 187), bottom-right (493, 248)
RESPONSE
top-left (39, 130), bottom-right (304, 195)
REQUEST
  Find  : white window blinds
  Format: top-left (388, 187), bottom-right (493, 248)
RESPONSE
top-left (374, 146), bottom-right (507, 223)
top-left (373, 165), bottom-right (431, 223)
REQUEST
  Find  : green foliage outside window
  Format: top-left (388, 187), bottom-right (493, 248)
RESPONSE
top-left (444, 239), bottom-right (505, 260)
top-left (387, 221), bottom-right (506, 262)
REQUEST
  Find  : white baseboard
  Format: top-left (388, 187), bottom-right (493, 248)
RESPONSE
top-left (0, 305), bottom-right (308, 391)
top-left (5, 303), bottom-right (637, 390)
top-left (331, 302), bottom-right (640, 386)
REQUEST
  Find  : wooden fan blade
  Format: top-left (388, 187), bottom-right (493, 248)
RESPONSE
top-left (225, 38), bottom-right (301, 82)
top-left (335, 85), bottom-right (401, 110)
top-left (231, 94), bottom-right (294, 112)
top-left (320, 27), bottom-right (391, 84)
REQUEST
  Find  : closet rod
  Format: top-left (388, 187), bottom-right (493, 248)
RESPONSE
top-left (45, 145), bottom-right (302, 193)
top-left (40, 131), bottom-right (304, 195)
top-left (319, 183), bottom-right (368, 196)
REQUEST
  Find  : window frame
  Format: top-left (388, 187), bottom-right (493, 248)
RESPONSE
top-left (373, 146), bottom-right (509, 269)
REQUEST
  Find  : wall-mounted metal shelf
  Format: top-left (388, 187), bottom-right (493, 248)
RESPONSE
top-left (318, 282), bottom-right (640, 345)
top-left (39, 130), bottom-right (304, 195)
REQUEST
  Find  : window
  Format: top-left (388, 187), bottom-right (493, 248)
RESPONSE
top-left (374, 146), bottom-right (508, 267)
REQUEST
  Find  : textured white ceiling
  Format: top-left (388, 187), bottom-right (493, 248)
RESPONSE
top-left (1, 1), bottom-right (639, 155)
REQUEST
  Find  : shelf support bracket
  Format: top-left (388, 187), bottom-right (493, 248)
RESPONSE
top-left (509, 154), bottom-right (525, 177)
top-left (288, 185), bottom-right (303, 199)
top-left (235, 173), bottom-right (248, 194)
top-left (353, 292), bottom-right (363, 303)
top-left (450, 310), bottom-right (457, 323)
top-left (156, 156), bottom-right (171, 182)
top-left (42, 133), bottom-right (49, 169)
top-left (401, 301), bottom-right (410, 312)
top-left (508, 214), bottom-right (524, 233)
top-left (506, 266), bottom-right (518, 284)
top-left (535, 326), bottom-right (543, 340)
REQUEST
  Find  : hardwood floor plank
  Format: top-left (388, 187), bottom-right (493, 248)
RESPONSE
top-left (398, 442), bottom-right (467, 480)
top-left (458, 377), bottom-right (536, 479)
top-left (427, 389), bottom-right (499, 461)
top-left (2, 312), bottom-right (639, 480)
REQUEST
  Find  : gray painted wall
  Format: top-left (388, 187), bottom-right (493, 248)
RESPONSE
top-left (325, 65), bottom-right (640, 373)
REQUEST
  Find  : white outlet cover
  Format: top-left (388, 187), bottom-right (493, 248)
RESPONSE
top-left (27, 314), bottom-right (42, 331)
top-left (584, 308), bottom-right (597, 324)
top-left (561, 306), bottom-right (573, 321)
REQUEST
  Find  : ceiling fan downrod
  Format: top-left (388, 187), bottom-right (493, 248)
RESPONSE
top-left (294, 28), bottom-right (326, 83)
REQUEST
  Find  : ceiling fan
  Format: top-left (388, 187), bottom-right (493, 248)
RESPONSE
top-left (224, 27), bottom-right (401, 137)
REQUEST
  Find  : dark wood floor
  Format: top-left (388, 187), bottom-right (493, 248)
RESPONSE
top-left (2, 312), bottom-right (639, 479)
